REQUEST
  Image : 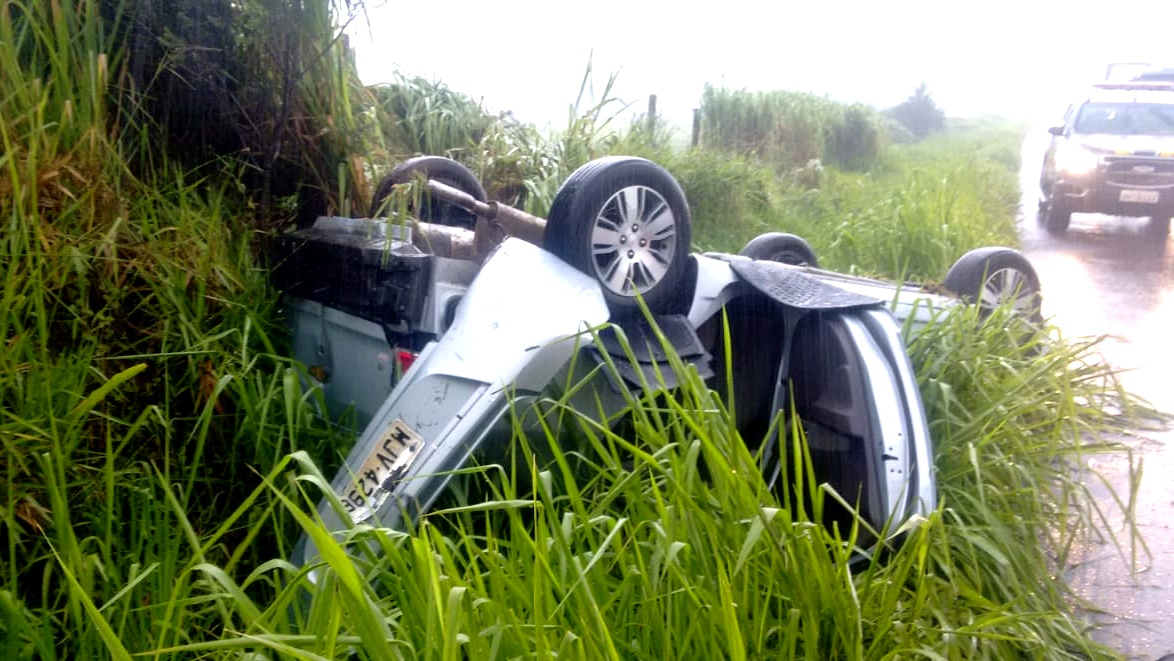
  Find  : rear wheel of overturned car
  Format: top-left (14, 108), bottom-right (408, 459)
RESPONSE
top-left (738, 232), bottom-right (819, 267)
top-left (370, 156), bottom-right (487, 228)
top-left (944, 247), bottom-right (1043, 323)
top-left (545, 156), bottom-right (692, 316)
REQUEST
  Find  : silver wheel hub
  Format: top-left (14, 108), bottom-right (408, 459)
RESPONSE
top-left (980, 267), bottom-right (1035, 314)
top-left (590, 185), bottom-right (677, 296)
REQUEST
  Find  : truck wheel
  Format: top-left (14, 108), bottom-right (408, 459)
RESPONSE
top-left (944, 247), bottom-right (1042, 323)
top-left (370, 156), bottom-right (487, 228)
top-left (545, 156), bottom-right (691, 317)
top-left (1147, 215), bottom-right (1171, 237)
top-left (1038, 199), bottom-right (1070, 235)
top-left (738, 232), bottom-right (819, 267)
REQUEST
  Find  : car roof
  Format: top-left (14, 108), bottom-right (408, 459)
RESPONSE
top-left (1132, 68), bottom-right (1174, 82)
top-left (1103, 62), bottom-right (1174, 82)
top-left (1082, 83), bottom-right (1174, 105)
top-left (1093, 80), bottom-right (1174, 92)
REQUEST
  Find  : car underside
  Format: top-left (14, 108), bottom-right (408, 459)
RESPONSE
top-left (271, 155), bottom-right (1040, 567)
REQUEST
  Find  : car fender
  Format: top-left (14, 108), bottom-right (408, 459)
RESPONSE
top-left (296, 238), bottom-right (609, 565)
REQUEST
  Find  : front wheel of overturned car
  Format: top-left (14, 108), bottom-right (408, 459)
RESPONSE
top-left (370, 155), bottom-right (487, 228)
top-left (544, 156), bottom-right (692, 317)
top-left (738, 232), bottom-right (819, 267)
top-left (944, 247), bottom-right (1043, 323)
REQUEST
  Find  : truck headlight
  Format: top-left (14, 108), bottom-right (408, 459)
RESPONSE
top-left (1054, 142), bottom-right (1099, 175)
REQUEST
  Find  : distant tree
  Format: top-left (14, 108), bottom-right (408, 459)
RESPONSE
top-left (887, 83), bottom-right (945, 139)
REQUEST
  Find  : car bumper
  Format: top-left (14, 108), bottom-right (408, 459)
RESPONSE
top-left (1053, 164), bottom-right (1174, 218)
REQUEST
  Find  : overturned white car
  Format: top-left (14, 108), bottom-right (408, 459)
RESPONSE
top-left (272, 156), bottom-right (1042, 565)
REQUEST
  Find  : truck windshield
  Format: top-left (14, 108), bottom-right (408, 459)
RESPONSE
top-left (1074, 102), bottom-right (1174, 136)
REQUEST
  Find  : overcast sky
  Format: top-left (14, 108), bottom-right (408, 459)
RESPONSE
top-left (347, 0), bottom-right (1174, 131)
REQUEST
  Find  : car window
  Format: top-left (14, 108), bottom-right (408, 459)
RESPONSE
top-left (1073, 102), bottom-right (1174, 136)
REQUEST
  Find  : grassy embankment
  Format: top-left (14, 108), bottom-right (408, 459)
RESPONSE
top-left (1, 1), bottom-right (1138, 658)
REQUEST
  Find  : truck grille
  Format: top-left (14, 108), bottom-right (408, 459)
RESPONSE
top-left (1103, 157), bottom-right (1174, 188)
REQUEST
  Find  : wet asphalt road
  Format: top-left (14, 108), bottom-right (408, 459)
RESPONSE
top-left (1016, 130), bottom-right (1174, 660)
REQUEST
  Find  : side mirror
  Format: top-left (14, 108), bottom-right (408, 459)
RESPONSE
top-left (1047, 126), bottom-right (1065, 137)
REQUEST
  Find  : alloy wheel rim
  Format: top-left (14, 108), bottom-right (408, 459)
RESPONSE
top-left (980, 267), bottom-right (1036, 314)
top-left (590, 185), bottom-right (677, 296)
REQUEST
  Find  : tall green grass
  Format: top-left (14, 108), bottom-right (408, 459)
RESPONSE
top-left (5, 303), bottom-right (1127, 659)
top-left (0, 0), bottom-right (349, 657)
top-left (0, 0), bottom-right (1142, 657)
top-left (610, 124), bottom-right (1021, 283)
top-left (369, 73), bottom-right (496, 163)
top-left (367, 58), bottom-right (632, 217)
top-left (698, 85), bottom-right (884, 172)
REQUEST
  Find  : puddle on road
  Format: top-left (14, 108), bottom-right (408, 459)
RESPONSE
top-left (1030, 242), bottom-right (1174, 413)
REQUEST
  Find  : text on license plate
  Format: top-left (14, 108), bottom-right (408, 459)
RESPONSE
top-left (337, 419), bottom-right (425, 523)
top-left (1119, 189), bottom-right (1160, 203)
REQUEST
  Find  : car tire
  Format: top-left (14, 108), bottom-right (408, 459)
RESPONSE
top-left (544, 156), bottom-right (691, 317)
top-left (370, 156), bottom-right (487, 228)
top-left (944, 247), bottom-right (1043, 323)
top-left (1038, 198), bottom-right (1070, 235)
top-left (738, 232), bottom-right (819, 267)
top-left (1147, 215), bottom-right (1171, 237)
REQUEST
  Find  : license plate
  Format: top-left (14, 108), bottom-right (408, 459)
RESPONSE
top-left (337, 419), bottom-right (425, 523)
top-left (1119, 189), bottom-right (1160, 203)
